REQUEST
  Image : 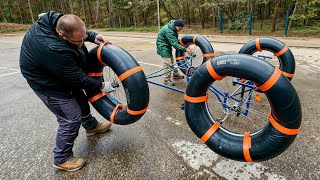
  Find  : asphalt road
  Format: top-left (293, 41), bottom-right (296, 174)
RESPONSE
top-left (0, 32), bottom-right (319, 179)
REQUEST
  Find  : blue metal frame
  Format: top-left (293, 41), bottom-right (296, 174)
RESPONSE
top-left (146, 56), bottom-right (192, 93)
top-left (145, 56), bottom-right (257, 117)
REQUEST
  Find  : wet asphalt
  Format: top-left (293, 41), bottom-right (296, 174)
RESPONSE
top-left (0, 33), bottom-right (319, 179)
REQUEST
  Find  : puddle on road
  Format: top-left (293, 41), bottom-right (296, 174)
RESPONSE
top-left (172, 140), bottom-right (285, 180)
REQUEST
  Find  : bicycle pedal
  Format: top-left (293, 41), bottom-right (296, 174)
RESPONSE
top-left (255, 94), bottom-right (262, 103)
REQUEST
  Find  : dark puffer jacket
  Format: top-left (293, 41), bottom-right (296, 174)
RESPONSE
top-left (156, 20), bottom-right (187, 58)
top-left (20, 11), bottom-right (102, 98)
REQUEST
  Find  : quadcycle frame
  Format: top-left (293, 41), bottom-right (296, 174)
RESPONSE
top-left (89, 36), bottom-right (301, 162)
top-left (145, 55), bottom-right (258, 119)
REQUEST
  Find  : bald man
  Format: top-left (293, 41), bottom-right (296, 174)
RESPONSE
top-left (20, 11), bottom-right (114, 171)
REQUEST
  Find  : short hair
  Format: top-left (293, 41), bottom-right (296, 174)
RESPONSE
top-left (56, 14), bottom-right (85, 37)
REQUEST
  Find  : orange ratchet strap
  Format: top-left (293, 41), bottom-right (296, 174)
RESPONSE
top-left (118, 66), bottom-right (142, 81)
top-left (255, 38), bottom-right (262, 52)
top-left (193, 35), bottom-right (198, 44)
top-left (87, 72), bottom-right (103, 77)
top-left (268, 113), bottom-right (300, 135)
top-left (97, 41), bottom-right (111, 66)
top-left (110, 104), bottom-right (124, 123)
top-left (243, 131), bottom-right (253, 162)
top-left (200, 122), bottom-right (220, 143)
top-left (281, 71), bottom-right (294, 78)
top-left (202, 53), bottom-right (215, 57)
top-left (206, 60), bottom-right (224, 80)
top-left (257, 68), bottom-right (281, 92)
top-left (180, 39), bottom-right (188, 47)
top-left (126, 105), bottom-right (148, 115)
top-left (176, 56), bottom-right (185, 61)
top-left (274, 46), bottom-right (288, 57)
top-left (184, 94), bottom-right (208, 103)
top-left (89, 93), bottom-right (108, 103)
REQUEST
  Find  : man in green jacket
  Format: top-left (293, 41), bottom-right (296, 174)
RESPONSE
top-left (156, 19), bottom-right (191, 86)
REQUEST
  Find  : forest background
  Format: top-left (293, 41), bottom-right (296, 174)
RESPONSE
top-left (0, 0), bottom-right (319, 37)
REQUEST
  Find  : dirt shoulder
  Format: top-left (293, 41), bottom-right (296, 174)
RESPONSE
top-left (0, 23), bottom-right (319, 49)
top-left (0, 23), bottom-right (31, 33)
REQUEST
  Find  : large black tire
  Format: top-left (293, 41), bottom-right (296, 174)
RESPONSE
top-left (85, 43), bottom-right (149, 125)
top-left (239, 37), bottom-right (295, 80)
top-left (184, 54), bottom-right (301, 162)
top-left (176, 34), bottom-right (214, 74)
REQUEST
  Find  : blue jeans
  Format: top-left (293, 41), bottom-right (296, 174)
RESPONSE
top-left (35, 90), bottom-right (98, 164)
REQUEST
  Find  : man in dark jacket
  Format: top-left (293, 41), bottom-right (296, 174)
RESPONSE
top-left (20, 11), bottom-right (114, 171)
top-left (156, 19), bottom-right (191, 86)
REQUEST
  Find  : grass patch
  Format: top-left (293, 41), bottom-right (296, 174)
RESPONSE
top-left (0, 23), bottom-right (31, 33)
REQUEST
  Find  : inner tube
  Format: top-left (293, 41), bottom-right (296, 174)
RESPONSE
top-left (176, 34), bottom-right (214, 74)
top-left (85, 42), bottom-right (149, 125)
top-left (239, 37), bottom-right (296, 80)
top-left (184, 54), bottom-right (301, 162)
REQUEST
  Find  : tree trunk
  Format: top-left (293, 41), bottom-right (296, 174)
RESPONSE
top-left (303, 0), bottom-right (309, 26)
top-left (69, 0), bottom-right (74, 14)
top-left (160, 0), bottom-right (173, 19)
top-left (288, 0), bottom-right (298, 30)
top-left (86, 0), bottom-right (94, 25)
top-left (271, 0), bottom-right (280, 32)
top-left (28, 0), bottom-right (35, 23)
top-left (17, 1), bottom-right (24, 24)
top-left (95, 0), bottom-right (100, 22)
top-left (81, 0), bottom-right (87, 22)
top-left (0, 2), bottom-right (8, 22)
top-left (60, 0), bottom-right (65, 13)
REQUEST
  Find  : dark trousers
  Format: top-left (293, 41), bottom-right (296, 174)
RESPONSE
top-left (35, 90), bottom-right (98, 164)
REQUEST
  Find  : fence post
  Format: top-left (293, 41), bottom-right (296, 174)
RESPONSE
top-left (248, 8), bottom-right (252, 35)
top-left (219, 9), bottom-right (223, 33)
top-left (284, 9), bottom-right (289, 37)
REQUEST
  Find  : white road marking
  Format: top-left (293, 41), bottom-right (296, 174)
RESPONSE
top-left (299, 65), bottom-right (317, 73)
top-left (0, 40), bottom-right (21, 45)
top-left (172, 140), bottom-right (285, 179)
top-left (172, 140), bottom-right (219, 170)
top-left (310, 64), bottom-right (320, 69)
top-left (0, 67), bottom-right (19, 71)
top-left (0, 71), bottom-right (20, 77)
top-left (165, 117), bottom-right (182, 126)
top-left (137, 61), bottom-right (162, 67)
top-left (213, 160), bottom-right (286, 180)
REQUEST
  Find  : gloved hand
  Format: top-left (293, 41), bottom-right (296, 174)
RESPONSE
top-left (95, 34), bottom-right (107, 44)
top-left (101, 81), bottom-right (115, 93)
top-left (186, 48), bottom-right (192, 54)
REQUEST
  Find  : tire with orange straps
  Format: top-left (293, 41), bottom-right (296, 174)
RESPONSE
top-left (176, 34), bottom-right (214, 74)
top-left (184, 54), bottom-right (302, 162)
top-left (85, 42), bottom-right (149, 125)
top-left (239, 37), bottom-right (295, 80)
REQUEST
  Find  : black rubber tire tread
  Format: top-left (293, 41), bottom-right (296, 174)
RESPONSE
top-left (176, 34), bottom-right (214, 74)
top-left (85, 44), bottom-right (149, 125)
top-left (239, 37), bottom-right (295, 80)
top-left (185, 54), bottom-right (301, 161)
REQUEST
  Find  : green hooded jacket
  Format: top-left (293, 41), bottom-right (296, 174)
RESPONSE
top-left (156, 20), bottom-right (187, 58)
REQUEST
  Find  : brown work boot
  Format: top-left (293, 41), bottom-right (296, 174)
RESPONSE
top-left (86, 122), bottom-right (112, 137)
top-left (164, 78), bottom-right (175, 86)
top-left (172, 74), bottom-right (184, 79)
top-left (53, 157), bottom-right (85, 172)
